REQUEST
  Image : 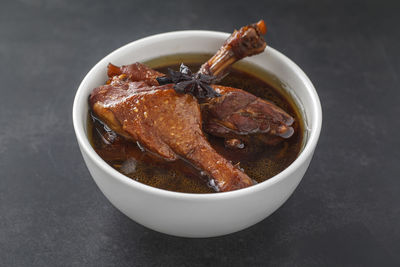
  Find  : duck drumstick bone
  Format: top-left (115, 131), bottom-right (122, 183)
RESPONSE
top-left (199, 20), bottom-right (267, 80)
top-left (197, 20), bottom-right (295, 146)
top-left (106, 20), bottom-right (294, 146)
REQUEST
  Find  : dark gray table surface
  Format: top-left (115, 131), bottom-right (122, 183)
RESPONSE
top-left (1, 0), bottom-right (399, 266)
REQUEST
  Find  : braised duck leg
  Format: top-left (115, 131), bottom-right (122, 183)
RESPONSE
top-left (89, 79), bottom-right (254, 192)
top-left (197, 20), bottom-right (294, 146)
top-left (199, 20), bottom-right (267, 80)
top-left (202, 85), bottom-right (294, 146)
top-left (105, 20), bottom-right (294, 147)
top-left (106, 61), bottom-right (294, 147)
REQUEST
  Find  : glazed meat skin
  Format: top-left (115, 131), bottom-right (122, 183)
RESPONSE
top-left (89, 79), bottom-right (254, 192)
top-left (107, 63), bottom-right (162, 86)
top-left (90, 20), bottom-right (295, 192)
top-left (202, 85), bottom-right (294, 145)
top-left (106, 62), bottom-right (294, 146)
top-left (105, 21), bottom-right (294, 146)
top-left (198, 20), bottom-right (294, 145)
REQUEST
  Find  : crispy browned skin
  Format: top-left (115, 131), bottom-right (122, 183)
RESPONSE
top-left (89, 79), bottom-right (254, 192)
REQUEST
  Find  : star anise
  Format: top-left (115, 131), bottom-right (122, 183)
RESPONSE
top-left (156, 63), bottom-right (221, 99)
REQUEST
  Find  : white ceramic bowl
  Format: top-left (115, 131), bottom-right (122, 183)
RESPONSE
top-left (73, 31), bottom-right (322, 238)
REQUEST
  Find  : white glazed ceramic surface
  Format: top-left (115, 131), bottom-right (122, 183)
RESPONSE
top-left (73, 31), bottom-right (322, 238)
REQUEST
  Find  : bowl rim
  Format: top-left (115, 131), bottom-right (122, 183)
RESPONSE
top-left (72, 30), bottom-right (322, 200)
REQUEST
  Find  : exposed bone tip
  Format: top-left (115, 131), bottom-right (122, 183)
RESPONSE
top-left (256, 20), bottom-right (267, 35)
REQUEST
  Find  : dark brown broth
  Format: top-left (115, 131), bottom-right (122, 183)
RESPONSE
top-left (88, 54), bottom-right (304, 193)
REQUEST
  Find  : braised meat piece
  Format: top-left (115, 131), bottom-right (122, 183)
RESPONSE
top-left (202, 85), bottom-right (294, 145)
top-left (106, 20), bottom-right (294, 146)
top-left (107, 61), bottom-right (294, 146)
top-left (90, 20), bottom-right (296, 192)
top-left (198, 20), bottom-right (294, 145)
top-left (89, 78), bottom-right (254, 192)
top-left (107, 63), bottom-right (162, 86)
top-left (106, 61), bottom-right (294, 146)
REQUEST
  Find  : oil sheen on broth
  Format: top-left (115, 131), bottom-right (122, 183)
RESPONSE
top-left (88, 54), bottom-right (304, 193)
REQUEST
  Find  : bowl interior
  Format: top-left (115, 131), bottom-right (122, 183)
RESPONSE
top-left (73, 30), bottom-right (321, 197)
